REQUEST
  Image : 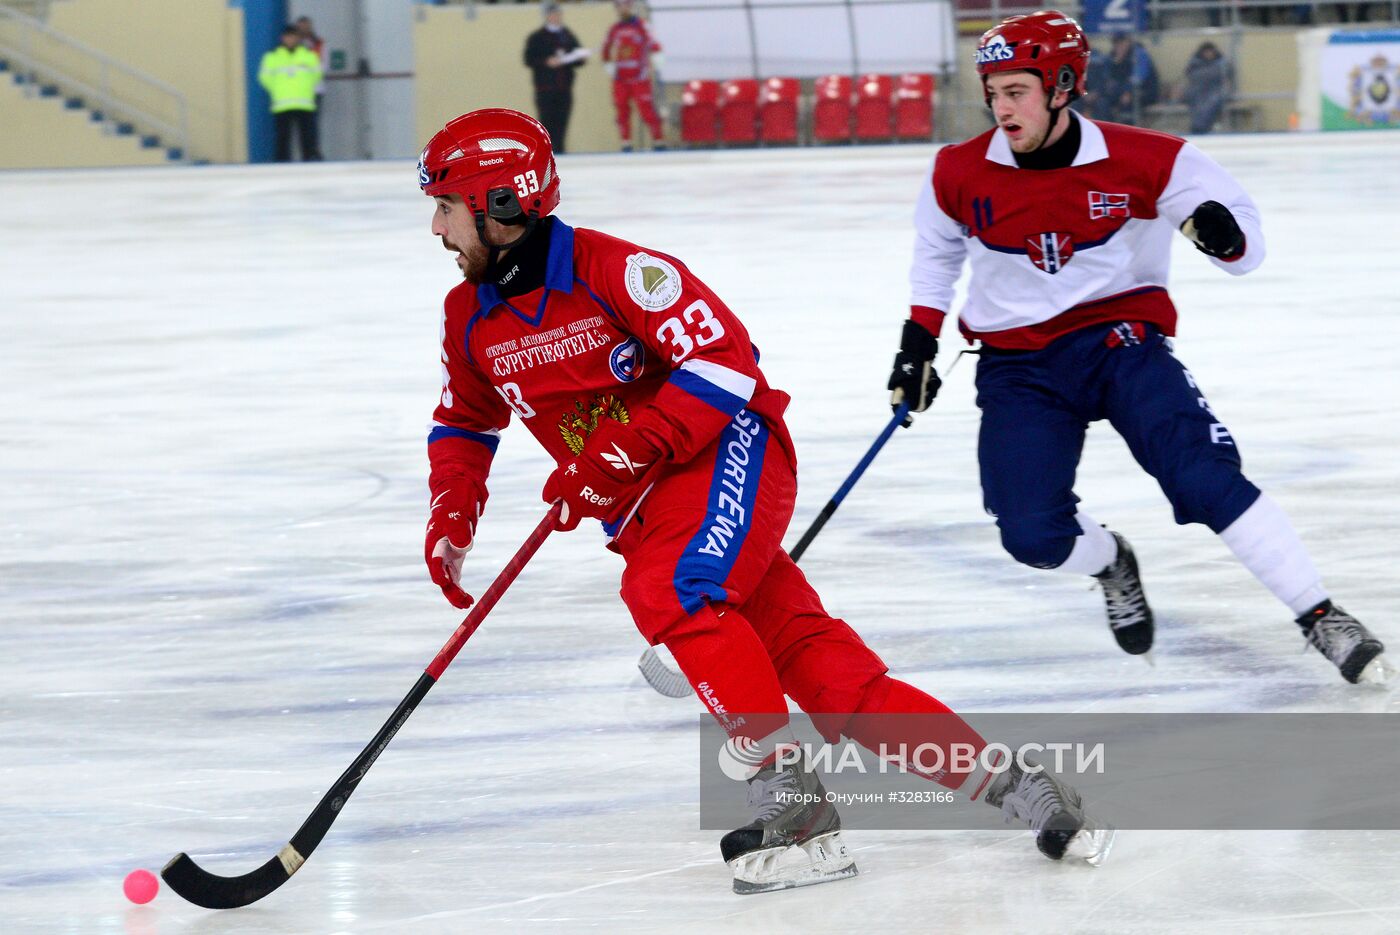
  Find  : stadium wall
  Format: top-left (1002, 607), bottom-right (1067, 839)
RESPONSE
top-left (0, 74), bottom-right (169, 167)
top-left (414, 4), bottom-right (630, 156)
top-left (40, 0), bottom-right (247, 163)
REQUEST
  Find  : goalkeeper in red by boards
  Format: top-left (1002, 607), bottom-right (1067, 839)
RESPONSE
top-left (416, 109), bottom-right (1113, 893)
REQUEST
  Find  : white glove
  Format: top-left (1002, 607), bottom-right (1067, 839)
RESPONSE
top-left (605, 62), bottom-right (617, 79)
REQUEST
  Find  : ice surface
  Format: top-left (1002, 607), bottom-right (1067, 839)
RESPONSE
top-left (2, 132), bottom-right (1399, 934)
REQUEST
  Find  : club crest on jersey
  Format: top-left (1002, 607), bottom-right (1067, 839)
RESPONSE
top-left (609, 337), bottom-right (645, 383)
top-left (1088, 191), bottom-right (1131, 220)
top-left (1026, 232), bottom-right (1074, 274)
top-left (558, 393), bottom-right (631, 455)
top-left (624, 252), bottom-right (683, 312)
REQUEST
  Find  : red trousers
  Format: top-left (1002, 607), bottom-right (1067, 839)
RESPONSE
top-left (612, 78), bottom-right (662, 143)
top-left (614, 412), bottom-right (985, 787)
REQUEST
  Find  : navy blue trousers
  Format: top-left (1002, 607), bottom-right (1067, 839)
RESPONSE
top-left (975, 323), bottom-right (1261, 570)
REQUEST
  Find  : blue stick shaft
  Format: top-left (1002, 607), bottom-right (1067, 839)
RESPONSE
top-left (831, 403), bottom-right (910, 507)
top-left (789, 403), bottom-right (910, 561)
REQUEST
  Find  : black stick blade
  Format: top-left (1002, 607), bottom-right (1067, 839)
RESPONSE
top-left (161, 848), bottom-right (298, 909)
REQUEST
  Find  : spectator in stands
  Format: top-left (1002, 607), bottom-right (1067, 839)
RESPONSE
top-left (1093, 32), bottom-right (1159, 126)
top-left (524, 2), bottom-right (589, 153)
top-left (1182, 41), bottom-right (1233, 134)
top-left (295, 16), bottom-right (328, 154)
top-left (259, 25), bottom-right (323, 162)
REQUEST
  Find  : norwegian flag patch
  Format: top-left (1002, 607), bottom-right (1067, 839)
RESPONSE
top-left (1026, 232), bottom-right (1075, 274)
top-left (1088, 191), bottom-right (1131, 220)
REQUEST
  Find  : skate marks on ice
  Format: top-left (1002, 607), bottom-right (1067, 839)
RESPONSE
top-left (2, 135), bottom-right (1399, 932)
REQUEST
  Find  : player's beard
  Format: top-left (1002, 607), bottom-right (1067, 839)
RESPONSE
top-left (444, 237), bottom-right (488, 284)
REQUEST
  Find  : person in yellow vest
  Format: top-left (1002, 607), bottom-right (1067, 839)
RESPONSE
top-left (259, 25), bottom-right (323, 162)
top-left (295, 16), bottom-right (328, 152)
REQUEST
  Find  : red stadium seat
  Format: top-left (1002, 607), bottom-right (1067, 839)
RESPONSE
top-left (812, 74), bottom-right (853, 143)
top-left (759, 77), bottom-right (800, 145)
top-left (719, 78), bottom-right (760, 144)
top-left (680, 79), bottom-right (720, 146)
top-left (894, 73), bottom-right (936, 141)
top-left (854, 74), bottom-right (894, 141)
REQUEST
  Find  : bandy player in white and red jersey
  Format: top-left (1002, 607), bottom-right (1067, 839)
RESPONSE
top-left (417, 109), bottom-right (1113, 893)
top-left (886, 11), bottom-right (1389, 684)
top-left (601, 0), bottom-right (664, 151)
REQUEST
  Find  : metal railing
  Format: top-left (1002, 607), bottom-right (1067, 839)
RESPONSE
top-left (0, 4), bottom-right (190, 159)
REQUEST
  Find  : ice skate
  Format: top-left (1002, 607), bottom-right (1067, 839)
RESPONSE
top-left (984, 756), bottom-right (1115, 865)
top-left (720, 756), bottom-right (858, 895)
top-left (1094, 531), bottom-right (1154, 655)
top-left (1296, 600), bottom-right (1391, 685)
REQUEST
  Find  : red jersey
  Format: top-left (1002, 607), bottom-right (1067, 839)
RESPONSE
top-left (909, 114), bottom-right (1264, 350)
top-left (602, 18), bottom-right (660, 82)
top-left (429, 220), bottom-right (792, 527)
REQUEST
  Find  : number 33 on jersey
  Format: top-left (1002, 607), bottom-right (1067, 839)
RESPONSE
top-left (430, 220), bottom-right (793, 478)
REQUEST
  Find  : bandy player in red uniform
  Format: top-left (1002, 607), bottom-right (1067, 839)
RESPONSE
top-left (886, 12), bottom-right (1389, 683)
top-left (417, 109), bottom-right (1112, 893)
top-left (601, 0), bottom-right (664, 151)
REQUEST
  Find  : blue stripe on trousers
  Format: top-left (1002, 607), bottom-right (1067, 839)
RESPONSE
top-left (673, 411), bottom-right (769, 614)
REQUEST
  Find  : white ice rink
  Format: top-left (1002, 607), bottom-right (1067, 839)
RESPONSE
top-left (3, 130), bottom-right (1400, 934)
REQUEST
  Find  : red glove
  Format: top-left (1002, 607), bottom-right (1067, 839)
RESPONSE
top-left (425, 479), bottom-right (486, 609)
top-left (542, 419), bottom-right (662, 531)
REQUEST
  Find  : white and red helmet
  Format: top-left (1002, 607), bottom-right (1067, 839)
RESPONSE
top-left (418, 108), bottom-right (560, 221)
top-left (975, 10), bottom-right (1091, 106)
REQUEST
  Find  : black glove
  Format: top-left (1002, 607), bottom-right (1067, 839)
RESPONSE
top-left (1181, 201), bottom-right (1244, 259)
top-left (887, 319), bottom-right (940, 413)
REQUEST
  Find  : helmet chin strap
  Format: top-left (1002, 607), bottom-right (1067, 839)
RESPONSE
top-left (474, 210), bottom-right (539, 275)
top-left (1036, 67), bottom-right (1076, 152)
top-left (1036, 100), bottom-right (1069, 152)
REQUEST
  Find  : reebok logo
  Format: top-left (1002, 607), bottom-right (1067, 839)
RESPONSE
top-left (600, 442), bottom-right (649, 475)
top-left (580, 486), bottom-right (616, 507)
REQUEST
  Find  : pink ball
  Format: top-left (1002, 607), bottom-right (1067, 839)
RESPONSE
top-left (123, 869), bottom-right (159, 905)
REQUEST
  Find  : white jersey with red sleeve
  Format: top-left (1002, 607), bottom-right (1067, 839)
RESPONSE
top-left (428, 219), bottom-right (792, 508)
top-left (602, 18), bottom-right (660, 82)
top-left (908, 112), bottom-right (1265, 350)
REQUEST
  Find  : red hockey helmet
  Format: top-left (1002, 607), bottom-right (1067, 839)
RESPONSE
top-left (975, 11), bottom-right (1091, 106)
top-left (418, 108), bottom-right (560, 221)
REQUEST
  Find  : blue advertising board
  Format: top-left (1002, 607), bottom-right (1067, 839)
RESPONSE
top-left (1081, 0), bottom-right (1148, 34)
